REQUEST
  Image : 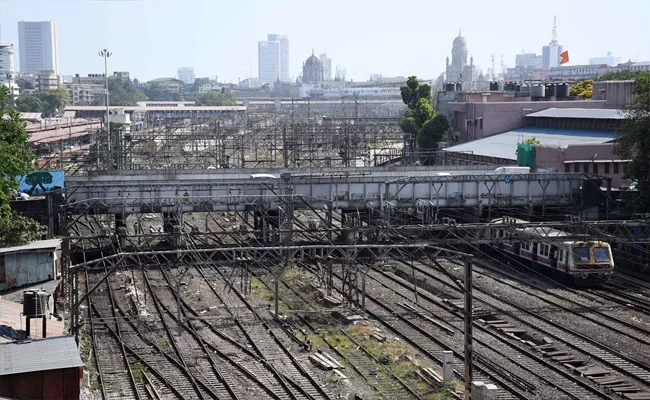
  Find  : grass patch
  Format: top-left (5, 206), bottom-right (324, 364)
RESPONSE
top-left (78, 336), bottom-right (91, 364)
top-left (306, 333), bottom-right (326, 347)
top-left (91, 378), bottom-right (102, 390)
top-left (251, 277), bottom-right (289, 312)
top-left (344, 322), bottom-right (434, 385)
top-left (424, 390), bottom-right (456, 400)
top-left (130, 361), bottom-right (145, 383)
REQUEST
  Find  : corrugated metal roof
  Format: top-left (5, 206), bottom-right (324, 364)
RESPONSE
top-left (443, 127), bottom-right (616, 161)
top-left (0, 239), bottom-right (62, 255)
top-left (0, 336), bottom-right (83, 376)
top-left (19, 112), bottom-right (43, 121)
top-left (526, 108), bottom-right (625, 119)
top-left (61, 110), bottom-right (76, 118)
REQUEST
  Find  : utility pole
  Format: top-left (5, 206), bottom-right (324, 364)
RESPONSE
top-left (99, 49), bottom-right (112, 168)
top-left (464, 257), bottom-right (473, 400)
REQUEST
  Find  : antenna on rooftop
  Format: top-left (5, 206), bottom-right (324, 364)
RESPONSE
top-left (551, 15), bottom-right (558, 44)
top-left (491, 54), bottom-right (496, 79)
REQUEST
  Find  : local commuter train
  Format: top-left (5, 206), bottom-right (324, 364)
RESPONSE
top-left (489, 218), bottom-right (614, 281)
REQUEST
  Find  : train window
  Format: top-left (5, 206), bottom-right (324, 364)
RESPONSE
top-left (559, 250), bottom-right (565, 263)
top-left (594, 247), bottom-right (610, 262)
top-left (573, 247), bottom-right (590, 262)
top-left (604, 163), bottom-right (610, 174)
top-left (614, 163), bottom-right (619, 174)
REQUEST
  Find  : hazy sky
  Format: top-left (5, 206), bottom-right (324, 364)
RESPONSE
top-left (1, 0), bottom-right (649, 83)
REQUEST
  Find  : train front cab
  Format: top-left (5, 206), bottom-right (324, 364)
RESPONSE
top-left (568, 241), bottom-right (614, 280)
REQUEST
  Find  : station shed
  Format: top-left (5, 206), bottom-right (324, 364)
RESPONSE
top-left (0, 239), bottom-right (62, 291)
top-left (0, 336), bottom-right (84, 399)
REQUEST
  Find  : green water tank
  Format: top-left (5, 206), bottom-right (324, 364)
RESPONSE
top-left (517, 143), bottom-right (535, 168)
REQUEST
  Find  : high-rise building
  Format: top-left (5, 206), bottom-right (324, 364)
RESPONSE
top-left (259, 40), bottom-right (280, 86)
top-left (177, 67), bottom-right (195, 85)
top-left (258, 34), bottom-right (289, 86)
top-left (542, 16), bottom-right (563, 70)
top-left (515, 53), bottom-right (542, 69)
top-left (0, 43), bottom-right (19, 97)
top-left (18, 21), bottom-right (59, 74)
top-left (319, 53), bottom-right (332, 81)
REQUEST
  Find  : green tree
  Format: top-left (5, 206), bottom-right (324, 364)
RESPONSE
top-left (15, 94), bottom-right (44, 113)
top-left (569, 79), bottom-right (593, 99)
top-left (17, 79), bottom-right (34, 91)
top-left (399, 113), bottom-right (418, 136)
top-left (105, 77), bottom-right (147, 106)
top-left (524, 137), bottom-right (541, 146)
top-left (194, 90), bottom-right (237, 106)
top-left (0, 86), bottom-right (46, 245)
top-left (399, 76), bottom-right (442, 163)
top-left (40, 88), bottom-right (70, 116)
top-left (413, 98), bottom-right (434, 126)
top-left (615, 71), bottom-right (650, 211)
top-left (597, 70), bottom-right (644, 82)
top-left (143, 83), bottom-right (182, 102)
top-left (400, 76), bottom-right (431, 109)
top-left (418, 114), bottom-right (449, 164)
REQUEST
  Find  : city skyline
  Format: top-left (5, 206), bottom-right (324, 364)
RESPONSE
top-left (0, 0), bottom-right (648, 83)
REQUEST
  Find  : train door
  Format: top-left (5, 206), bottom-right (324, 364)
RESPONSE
top-left (513, 235), bottom-right (520, 254)
top-left (551, 245), bottom-right (559, 268)
top-left (531, 243), bottom-right (538, 261)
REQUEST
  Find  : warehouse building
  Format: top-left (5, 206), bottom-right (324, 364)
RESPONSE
top-left (0, 239), bottom-right (61, 291)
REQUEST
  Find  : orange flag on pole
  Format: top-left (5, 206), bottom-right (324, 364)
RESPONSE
top-left (560, 51), bottom-right (569, 64)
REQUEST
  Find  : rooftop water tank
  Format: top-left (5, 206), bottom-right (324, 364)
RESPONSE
top-left (23, 290), bottom-right (49, 318)
top-left (556, 83), bottom-right (570, 98)
top-left (545, 83), bottom-right (556, 97)
top-left (489, 81), bottom-right (499, 91)
top-left (531, 85), bottom-right (546, 98)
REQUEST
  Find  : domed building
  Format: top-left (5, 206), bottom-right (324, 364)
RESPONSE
top-left (302, 51), bottom-right (323, 84)
top-left (445, 30), bottom-right (476, 86)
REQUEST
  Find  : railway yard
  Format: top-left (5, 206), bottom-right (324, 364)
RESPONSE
top-left (71, 205), bottom-right (650, 400)
top-left (25, 106), bottom-right (650, 400)
top-left (77, 248), bottom-right (650, 400)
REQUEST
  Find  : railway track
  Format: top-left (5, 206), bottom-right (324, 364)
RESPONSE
top-left (296, 264), bottom-right (529, 399)
top-left (89, 273), bottom-right (205, 399)
top-left (467, 260), bottom-right (650, 381)
top-left (401, 259), bottom-right (650, 398)
top-left (370, 265), bottom-right (617, 400)
top-left (470, 257), bottom-right (650, 345)
top-left (87, 264), bottom-right (332, 400)
top-left (191, 261), bottom-right (333, 400)
top-left (371, 271), bottom-right (607, 399)
top-left (249, 266), bottom-right (426, 400)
